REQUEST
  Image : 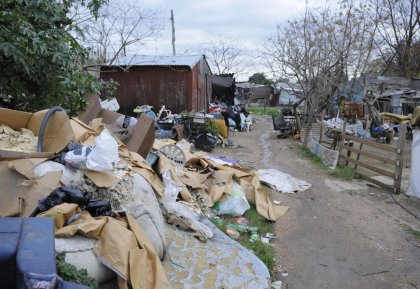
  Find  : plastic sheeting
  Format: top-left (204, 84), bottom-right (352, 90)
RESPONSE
top-left (407, 129), bottom-right (420, 199)
top-left (257, 169), bottom-right (312, 194)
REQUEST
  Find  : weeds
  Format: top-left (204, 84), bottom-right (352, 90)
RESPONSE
top-left (210, 207), bottom-right (276, 273)
top-left (56, 253), bottom-right (98, 289)
top-left (297, 144), bottom-right (358, 181)
top-left (247, 107), bottom-right (280, 116)
top-left (408, 228), bottom-right (420, 239)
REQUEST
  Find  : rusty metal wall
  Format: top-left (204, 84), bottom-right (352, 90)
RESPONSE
top-left (100, 61), bottom-right (211, 115)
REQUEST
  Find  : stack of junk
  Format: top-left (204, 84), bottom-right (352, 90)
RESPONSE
top-left (0, 94), bottom-right (289, 289)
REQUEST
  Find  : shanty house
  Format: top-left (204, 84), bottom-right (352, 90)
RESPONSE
top-left (100, 55), bottom-right (212, 115)
top-left (212, 74), bottom-right (235, 105)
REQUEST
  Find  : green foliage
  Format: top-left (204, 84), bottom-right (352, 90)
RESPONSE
top-left (56, 253), bottom-right (98, 289)
top-left (210, 207), bottom-right (276, 273)
top-left (409, 228), bottom-right (420, 239)
top-left (298, 144), bottom-right (357, 180)
top-left (249, 72), bottom-right (273, 85)
top-left (330, 165), bottom-right (358, 181)
top-left (204, 119), bottom-right (219, 136)
top-left (247, 107), bottom-right (279, 116)
top-left (241, 239), bottom-right (276, 271)
top-left (0, 0), bottom-right (115, 115)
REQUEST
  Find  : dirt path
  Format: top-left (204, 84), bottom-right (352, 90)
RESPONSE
top-left (214, 115), bottom-right (420, 289)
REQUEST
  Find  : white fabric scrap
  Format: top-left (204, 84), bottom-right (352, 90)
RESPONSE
top-left (257, 169), bottom-right (311, 194)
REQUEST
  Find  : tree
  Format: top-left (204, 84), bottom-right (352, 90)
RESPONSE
top-left (262, 0), bottom-right (377, 146)
top-left (249, 73), bottom-right (272, 85)
top-left (197, 36), bottom-right (248, 76)
top-left (0, 0), bottom-right (116, 115)
top-left (371, 0), bottom-right (420, 77)
top-left (82, 0), bottom-right (164, 64)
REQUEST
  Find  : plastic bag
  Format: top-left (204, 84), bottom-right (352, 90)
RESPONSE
top-left (24, 272), bottom-right (58, 289)
top-left (63, 146), bottom-right (93, 169)
top-left (194, 134), bottom-right (218, 152)
top-left (215, 181), bottom-right (250, 216)
top-left (106, 115), bottom-right (137, 140)
top-left (33, 160), bottom-right (84, 186)
top-left (37, 186), bottom-right (87, 212)
top-left (86, 130), bottom-right (119, 172)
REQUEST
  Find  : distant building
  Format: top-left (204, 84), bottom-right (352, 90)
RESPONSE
top-left (212, 74), bottom-right (235, 105)
top-left (235, 82), bottom-right (275, 106)
top-left (275, 82), bottom-right (303, 106)
top-left (338, 75), bottom-right (420, 115)
top-left (100, 55), bottom-right (212, 115)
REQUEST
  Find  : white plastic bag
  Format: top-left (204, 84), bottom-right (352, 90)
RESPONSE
top-left (63, 146), bottom-right (93, 169)
top-left (216, 181), bottom-right (250, 216)
top-left (34, 160), bottom-right (83, 186)
top-left (86, 130), bottom-right (119, 172)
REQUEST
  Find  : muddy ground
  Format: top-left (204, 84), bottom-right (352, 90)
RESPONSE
top-left (213, 115), bottom-right (420, 289)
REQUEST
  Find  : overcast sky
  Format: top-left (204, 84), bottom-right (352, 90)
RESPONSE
top-left (138, 0), bottom-right (324, 80)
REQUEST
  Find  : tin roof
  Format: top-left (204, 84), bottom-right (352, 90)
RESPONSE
top-left (103, 55), bottom-right (204, 68)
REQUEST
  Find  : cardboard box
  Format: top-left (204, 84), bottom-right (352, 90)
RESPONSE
top-left (0, 108), bottom-right (74, 160)
top-left (78, 94), bottom-right (155, 158)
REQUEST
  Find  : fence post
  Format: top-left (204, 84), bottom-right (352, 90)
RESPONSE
top-left (394, 123), bottom-right (407, 194)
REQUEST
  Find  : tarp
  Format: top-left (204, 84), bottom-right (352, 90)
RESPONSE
top-left (257, 169), bottom-right (312, 194)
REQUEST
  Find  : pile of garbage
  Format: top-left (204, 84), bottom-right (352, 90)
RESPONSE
top-left (0, 97), bottom-right (286, 288)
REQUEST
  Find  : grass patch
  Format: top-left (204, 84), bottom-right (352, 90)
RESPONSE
top-left (247, 106), bottom-right (280, 116)
top-left (409, 228), bottom-right (420, 239)
top-left (330, 165), bottom-right (358, 180)
top-left (297, 144), bottom-right (358, 180)
top-left (56, 253), bottom-right (98, 289)
top-left (210, 206), bottom-right (276, 273)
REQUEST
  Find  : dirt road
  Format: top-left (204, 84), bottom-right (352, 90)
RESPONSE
top-left (214, 115), bottom-right (420, 289)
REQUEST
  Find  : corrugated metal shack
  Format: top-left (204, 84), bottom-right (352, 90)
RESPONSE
top-left (100, 55), bottom-right (212, 115)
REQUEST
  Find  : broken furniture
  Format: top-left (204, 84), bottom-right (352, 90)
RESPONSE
top-left (0, 217), bottom-right (89, 289)
top-left (272, 115), bottom-right (293, 138)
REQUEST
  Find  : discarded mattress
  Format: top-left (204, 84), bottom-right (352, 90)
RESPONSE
top-left (257, 168), bottom-right (312, 193)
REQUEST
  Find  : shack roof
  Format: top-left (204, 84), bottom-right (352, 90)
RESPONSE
top-left (102, 55), bottom-right (205, 69)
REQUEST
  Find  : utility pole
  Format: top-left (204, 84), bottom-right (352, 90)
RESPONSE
top-left (171, 10), bottom-right (176, 56)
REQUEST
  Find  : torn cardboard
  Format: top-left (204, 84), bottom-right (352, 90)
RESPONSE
top-left (78, 94), bottom-right (155, 158)
top-left (0, 107), bottom-right (74, 160)
top-left (39, 205), bottom-right (169, 289)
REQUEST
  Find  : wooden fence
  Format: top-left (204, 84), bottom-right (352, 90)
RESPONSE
top-left (338, 123), bottom-right (407, 194)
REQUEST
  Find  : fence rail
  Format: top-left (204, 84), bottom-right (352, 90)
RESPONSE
top-left (338, 123), bottom-right (407, 194)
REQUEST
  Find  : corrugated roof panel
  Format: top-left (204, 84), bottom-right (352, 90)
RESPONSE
top-left (104, 55), bottom-right (203, 68)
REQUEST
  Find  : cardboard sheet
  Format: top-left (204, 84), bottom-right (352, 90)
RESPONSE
top-left (39, 205), bottom-right (169, 289)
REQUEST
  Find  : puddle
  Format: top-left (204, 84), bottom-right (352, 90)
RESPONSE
top-left (259, 129), bottom-right (272, 166)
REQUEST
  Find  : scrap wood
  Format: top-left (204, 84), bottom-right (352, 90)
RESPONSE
top-left (39, 203), bottom-right (169, 289)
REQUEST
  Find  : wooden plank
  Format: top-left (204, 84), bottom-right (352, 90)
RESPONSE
top-left (340, 155), bottom-right (395, 178)
top-left (341, 144), bottom-right (396, 165)
top-left (359, 174), bottom-right (393, 192)
top-left (393, 123), bottom-right (407, 194)
top-left (342, 134), bottom-right (398, 153)
top-left (355, 143), bottom-right (363, 170)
